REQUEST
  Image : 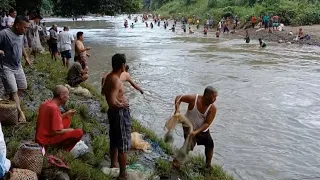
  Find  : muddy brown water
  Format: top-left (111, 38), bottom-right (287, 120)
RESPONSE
top-left (45, 16), bottom-right (320, 180)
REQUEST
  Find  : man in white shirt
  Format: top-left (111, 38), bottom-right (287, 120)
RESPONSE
top-left (6, 9), bottom-right (17, 28)
top-left (58, 26), bottom-right (74, 67)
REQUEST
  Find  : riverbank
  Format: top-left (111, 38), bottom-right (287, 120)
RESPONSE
top-left (1, 53), bottom-right (234, 180)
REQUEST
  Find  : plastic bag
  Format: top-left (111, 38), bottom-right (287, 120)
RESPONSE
top-left (70, 140), bottom-right (89, 158)
top-left (131, 132), bottom-right (152, 153)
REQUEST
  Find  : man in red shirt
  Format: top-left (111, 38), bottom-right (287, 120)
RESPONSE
top-left (35, 85), bottom-right (83, 151)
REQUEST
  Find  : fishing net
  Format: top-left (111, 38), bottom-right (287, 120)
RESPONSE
top-left (164, 113), bottom-right (195, 163)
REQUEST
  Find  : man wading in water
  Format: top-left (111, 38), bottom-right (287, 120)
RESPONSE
top-left (102, 54), bottom-right (131, 180)
top-left (173, 86), bottom-right (218, 168)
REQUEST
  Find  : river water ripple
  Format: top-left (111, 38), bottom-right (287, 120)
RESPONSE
top-left (45, 16), bottom-right (320, 180)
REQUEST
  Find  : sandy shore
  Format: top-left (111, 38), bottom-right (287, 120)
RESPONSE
top-left (237, 25), bottom-right (320, 46)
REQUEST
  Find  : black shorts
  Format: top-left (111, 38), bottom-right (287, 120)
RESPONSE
top-left (61, 50), bottom-right (72, 59)
top-left (108, 108), bottom-right (132, 153)
top-left (50, 43), bottom-right (58, 53)
top-left (183, 127), bottom-right (214, 149)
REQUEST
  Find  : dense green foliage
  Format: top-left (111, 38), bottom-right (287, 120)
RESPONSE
top-left (150, 0), bottom-right (320, 25)
top-left (1, 0), bottom-right (142, 16)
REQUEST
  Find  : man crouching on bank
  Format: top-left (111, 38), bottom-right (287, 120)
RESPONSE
top-left (173, 86), bottom-right (218, 168)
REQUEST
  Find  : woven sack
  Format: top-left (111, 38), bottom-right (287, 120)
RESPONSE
top-left (0, 100), bottom-right (18, 126)
top-left (13, 143), bottom-right (43, 175)
top-left (9, 168), bottom-right (37, 180)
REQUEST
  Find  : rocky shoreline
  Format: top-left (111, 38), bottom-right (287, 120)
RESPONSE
top-left (1, 53), bottom-right (234, 180)
top-left (237, 26), bottom-right (320, 46)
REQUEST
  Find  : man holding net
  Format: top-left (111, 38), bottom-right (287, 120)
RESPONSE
top-left (173, 86), bottom-right (218, 168)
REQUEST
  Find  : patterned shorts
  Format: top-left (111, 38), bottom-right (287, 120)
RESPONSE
top-left (108, 108), bottom-right (131, 153)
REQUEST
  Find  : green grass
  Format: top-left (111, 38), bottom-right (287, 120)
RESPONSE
top-left (155, 158), bottom-right (172, 175)
top-left (3, 53), bottom-right (234, 180)
top-left (155, 0), bottom-right (320, 26)
top-left (56, 151), bottom-right (113, 180)
top-left (80, 82), bottom-right (108, 113)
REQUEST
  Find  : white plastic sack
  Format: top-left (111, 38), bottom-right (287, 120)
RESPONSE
top-left (65, 84), bottom-right (92, 98)
top-left (70, 140), bottom-right (89, 158)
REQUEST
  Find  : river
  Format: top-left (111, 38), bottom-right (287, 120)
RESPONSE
top-left (45, 16), bottom-right (320, 180)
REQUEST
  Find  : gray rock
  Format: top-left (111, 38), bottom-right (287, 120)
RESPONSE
top-left (56, 171), bottom-right (70, 180)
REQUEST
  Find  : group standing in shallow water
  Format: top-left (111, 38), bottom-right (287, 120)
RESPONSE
top-left (126, 15), bottom-right (269, 48)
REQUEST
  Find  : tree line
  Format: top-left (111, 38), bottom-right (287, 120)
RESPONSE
top-left (0, 0), bottom-right (142, 16)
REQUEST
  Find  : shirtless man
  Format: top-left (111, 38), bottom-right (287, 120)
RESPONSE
top-left (74, 31), bottom-right (90, 69)
top-left (102, 54), bottom-right (131, 180)
top-left (173, 86), bottom-right (218, 168)
top-left (102, 65), bottom-right (143, 95)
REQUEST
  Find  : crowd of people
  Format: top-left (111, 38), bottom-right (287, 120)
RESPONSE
top-left (0, 10), bottom-right (222, 179)
top-left (127, 14), bottom-right (271, 48)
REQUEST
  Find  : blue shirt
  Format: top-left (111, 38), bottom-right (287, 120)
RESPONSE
top-left (0, 28), bottom-right (24, 70)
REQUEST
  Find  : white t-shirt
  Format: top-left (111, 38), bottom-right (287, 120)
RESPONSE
top-left (6, 16), bottom-right (15, 27)
top-left (0, 16), bottom-right (7, 27)
top-left (58, 31), bottom-right (74, 51)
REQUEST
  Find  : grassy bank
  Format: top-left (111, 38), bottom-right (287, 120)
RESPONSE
top-left (2, 53), bottom-right (234, 179)
top-left (154, 0), bottom-right (320, 26)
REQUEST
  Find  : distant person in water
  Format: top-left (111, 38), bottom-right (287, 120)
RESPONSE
top-left (130, 23), bottom-right (134, 28)
top-left (182, 23), bottom-right (187, 33)
top-left (145, 22), bottom-right (148, 27)
top-left (124, 19), bottom-right (128, 28)
top-left (245, 30), bottom-right (250, 43)
top-left (170, 25), bottom-right (175, 32)
top-left (150, 22), bottom-right (154, 29)
top-left (158, 20), bottom-right (160, 27)
top-left (204, 27), bottom-right (208, 35)
top-left (164, 22), bottom-right (167, 29)
top-left (216, 28), bottom-right (220, 38)
top-left (259, 38), bottom-right (266, 47)
top-left (189, 27), bottom-right (194, 34)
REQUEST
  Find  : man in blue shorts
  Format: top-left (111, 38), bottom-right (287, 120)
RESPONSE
top-left (0, 16), bottom-right (31, 122)
top-left (102, 54), bottom-right (131, 180)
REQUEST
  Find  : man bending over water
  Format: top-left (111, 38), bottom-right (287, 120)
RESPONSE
top-left (102, 54), bottom-right (131, 180)
top-left (173, 86), bottom-right (218, 168)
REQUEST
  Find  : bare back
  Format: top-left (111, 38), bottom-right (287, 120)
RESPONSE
top-left (103, 72), bottom-right (127, 108)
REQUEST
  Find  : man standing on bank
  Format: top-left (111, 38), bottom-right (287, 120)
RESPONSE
top-left (102, 54), bottom-right (131, 180)
top-left (174, 86), bottom-right (218, 168)
top-left (0, 16), bottom-right (32, 123)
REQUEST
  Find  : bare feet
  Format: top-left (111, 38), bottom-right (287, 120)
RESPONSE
top-left (18, 111), bottom-right (26, 123)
